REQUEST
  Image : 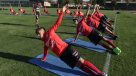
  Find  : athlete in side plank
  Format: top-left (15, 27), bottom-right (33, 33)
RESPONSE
top-left (35, 5), bottom-right (106, 76)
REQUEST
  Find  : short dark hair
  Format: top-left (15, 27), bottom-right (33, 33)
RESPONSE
top-left (35, 27), bottom-right (45, 35)
top-left (73, 18), bottom-right (78, 22)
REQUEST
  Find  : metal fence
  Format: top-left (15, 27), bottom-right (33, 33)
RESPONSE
top-left (0, 0), bottom-right (31, 7)
top-left (105, 3), bottom-right (136, 10)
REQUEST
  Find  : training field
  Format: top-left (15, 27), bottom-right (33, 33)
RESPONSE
top-left (0, 7), bottom-right (136, 76)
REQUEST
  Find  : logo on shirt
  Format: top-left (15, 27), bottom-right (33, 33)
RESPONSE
top-left (45, 34), bottom-right (55, 49)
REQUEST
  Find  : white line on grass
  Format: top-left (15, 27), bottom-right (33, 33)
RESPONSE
top-left (103, 12), bottom-right (118, 75)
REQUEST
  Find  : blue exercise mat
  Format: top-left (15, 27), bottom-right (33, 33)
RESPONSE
top-left (64, 38), bottom-right (106, 53)
top-left (29, 54), bottom-right (90, 76)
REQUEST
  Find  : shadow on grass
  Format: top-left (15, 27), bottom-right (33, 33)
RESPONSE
top-left (0, 51), bottom-right (89, 76)
top-left (0, 51), bottom-right (33, 64)
top-left (40, 14), bottom-right (58, 17)
top-left (62, 24), bottom-right (76, 28)
top-left (13, 35), bottom-right (41, 41)
top-left (0, 22), bottom-right (33, 27)
top-left (48, 14), bottom-right (58, 17)
top-left (56, 31), bottom-right (75, 35)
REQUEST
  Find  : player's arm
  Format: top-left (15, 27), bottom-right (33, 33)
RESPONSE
top-left (77, 5), bottom-right (79, 11)
top-left (79, 4), bottom-right (82, 13)
top-left (74, 32), bottom-right (80, 42)
top-left (41, 45), bottom-right (48, 61)
top-left (49, 6), bottom-right (67, 32)
top-left (58, 3), bottom-right (59, 9)
top-left (91, 4), bottom-right (97, 16)
top-left (96, 4), bottom-right (100, 13)
top-left (84, 4), bottom-right (91, 18)
top-left (73, 5), bottom-right (90, 42)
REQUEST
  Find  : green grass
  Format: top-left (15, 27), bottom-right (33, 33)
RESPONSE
top-left (0, 7), bottom-right (136, 76)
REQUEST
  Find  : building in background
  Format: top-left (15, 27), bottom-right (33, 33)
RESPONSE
top-left (44, 1), bottom-right (51, 6)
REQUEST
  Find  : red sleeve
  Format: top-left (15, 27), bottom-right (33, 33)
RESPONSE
top-left (49, 12), bottom-right (64, 32)
top-left (42, 45), bottom-right (48, 61)
top-left (81, 18), bottom-right (91, 28)
top-left (81, 17), bottom-right (86, 22)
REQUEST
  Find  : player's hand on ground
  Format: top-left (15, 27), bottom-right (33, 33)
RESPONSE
top-left (72, 40), bottom-right (76, 43)
top-left (40, 58), bottom-right (46, 62)
top-left (41, 59), bottom-right (45, 62)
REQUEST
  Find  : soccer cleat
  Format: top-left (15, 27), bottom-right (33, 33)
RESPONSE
top-left (113, 47), bottom-right (121, 55)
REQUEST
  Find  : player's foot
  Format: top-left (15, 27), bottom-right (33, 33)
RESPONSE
top-left (113, 35), bottom-right (118, 40)
top-left (109, 20), bottom-right (114, 23)
top-left (113, 47), bottom-right (121, 55)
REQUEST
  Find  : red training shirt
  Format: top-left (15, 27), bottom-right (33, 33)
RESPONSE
top-left (77, 17), bottom-right (93, 36)
top-left (94, 12), bottom-right (104, 19)
top-left (73, 10), bottom-right (78, 16)
top-left (42, 12), bottom-right (68, 60)
top-left (87, 15), bottom-right (100, 29)
top-left (78, 11), bottom-right (84, 17)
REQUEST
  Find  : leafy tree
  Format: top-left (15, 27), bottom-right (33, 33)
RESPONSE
top-left (125, 0), bottom-right (130, 5)
top-left (95, 0), bottom-right (106, 5)
top-left (111, 0), bottom-right (117, 10)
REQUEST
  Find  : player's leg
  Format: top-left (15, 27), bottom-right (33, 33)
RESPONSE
top-left (35, 15), bottom-right (39, 24)
top-left (59, 45), bottom-right (103, 76)
top-left (101, 16), bottom-right (112, 26)
top-left (100, 20), bottom-right (113, 31)
top-left (87, 29), bottom-right (121, 55)
top-left (101, 36), bottom-right (121, 55)
top-left (36, 12), bottom-right (40, 25)
top-left (76, 58), bottom-right (105, 76)
top-left (105, 27), bottom-right (117, 40)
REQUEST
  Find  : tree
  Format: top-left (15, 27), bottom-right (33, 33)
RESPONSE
top-left (58, 0), bottom-right (74, 7)
top-left (73, 0), bottom-right (83, 7)
top-left (58, 0), bottom-right (67, 7)
top-left (67, 0), bottom-right (74, 4)
top-left (95, 0), bottom-right (106, 5)
top-left (89, 0), bottom-right (92, 4)
top-left (111, 0), bottom-right (117, 10)
top-left (125, 0), bottom-right (130, 5)
top-left (73, 0), bottom-right (79, 6)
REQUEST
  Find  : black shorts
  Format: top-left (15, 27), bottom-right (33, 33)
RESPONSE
top-left (60, 45), bottom-right (81, 68)
top-left (100, 15), bottom-right (107, 22)
top-left (97, 23), bottom-right (106, 33)
top-left (88, 29), bottom-right (102, 45)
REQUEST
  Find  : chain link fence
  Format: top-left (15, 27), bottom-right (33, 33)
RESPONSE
top-left (0, 0), bottom-right (31, 7)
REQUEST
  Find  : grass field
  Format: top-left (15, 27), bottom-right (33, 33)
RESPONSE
top-left (0, 7), bottom-right (136, 76)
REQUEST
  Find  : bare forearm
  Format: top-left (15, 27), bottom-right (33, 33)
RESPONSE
top-left (85, 6), bottom-right (90, 18)
top-left (74, 33), bottom-right (80, 42)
